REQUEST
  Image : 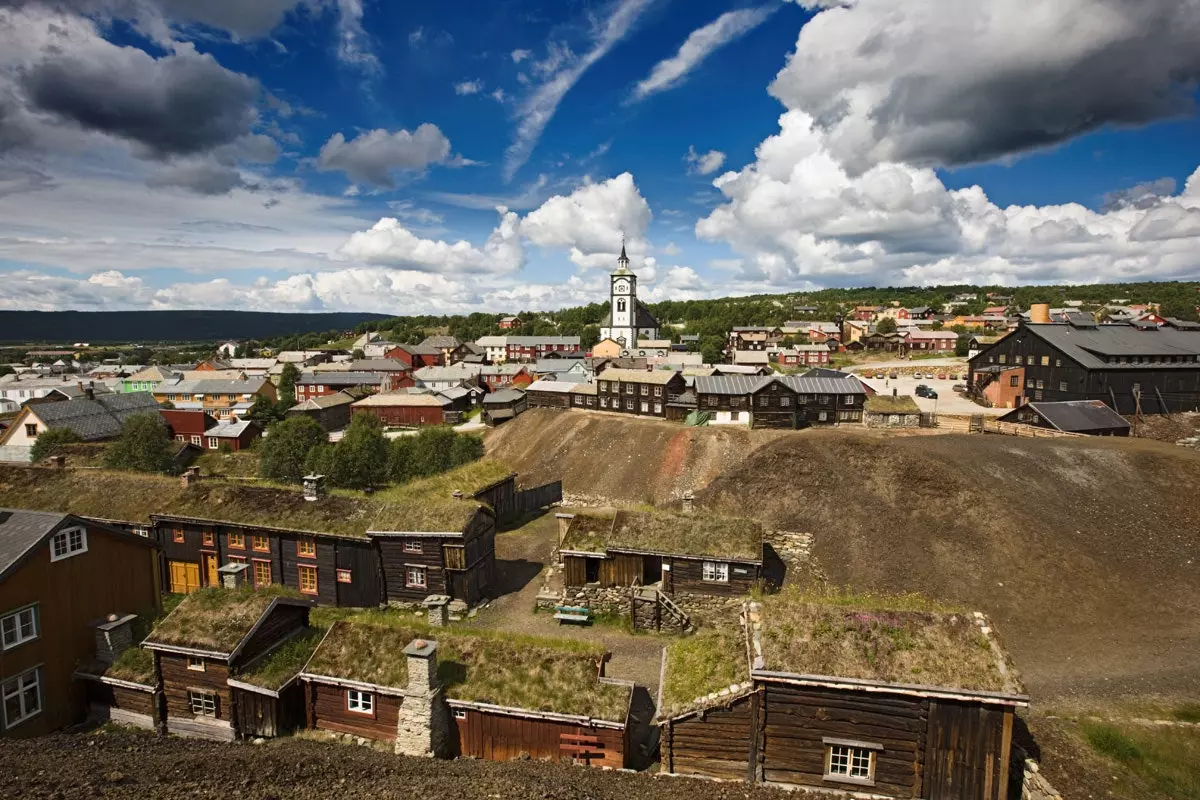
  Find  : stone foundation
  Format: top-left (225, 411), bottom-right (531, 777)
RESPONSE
top-left (1015, 756), bottom-right (1063, 800)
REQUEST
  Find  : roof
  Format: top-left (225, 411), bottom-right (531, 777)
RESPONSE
top-left (865, 395), bottom-right (921, 414)
top-left (596, 368), bottom-right (681, 385)
top-left (348, 359), bottom-right (412, 372)
top-left (711, 364), bottom-right (769, 375)
top-left (499, 336), bottom-right (582, 346)
top-left (479, 364), bottom-right (529, 376)
top-left (414, 365), bottom-right (484, 382)
top-left (205, 419), bottom-right (257, 438)
top-left (694, 375), bottom-right (866, 397)
top-left (568, 382), bottom-right (598, 395)
top-left (391, 342), bottom-right (442, 356)
top-left (0, 509), bottom-right (74, 579)
top-left (907, 331), bottom-right (958, 340)
top-left (733, 351), bottom-right (770, 365)
top-left (352, 392), bottom-right (447, 408)
top-left (801, 367), bottom-right (853, 379)
top-left (419, 336), bottom-right (461, 350)
top-left (997, 323), bottom-right (1200, 369)
top-left (155, 377), bottom-right (270, 395)
top-left (29, 392), bottom-right (163, 442)
top-left (236, 629), bottom-right (324, 693)
top-left (288, 392), bottom-right (357, 411)
top-left (1003, 400), bottom-right (1131, 433)
top-left (296, 372), bottom-right (385, 387)
top-left (125, 366), bottom-right (179, 383)
top-left (303, 621), bottom-right (630, 722)
top-left (561, 510), bottom-right (762, 562)
top-left (142, 586), bottom-right (308, 657)
top-left (437, 386), bottom-right (472, 401)
top-left (229, 358), bottom-right (276, 370)
top-left (45, 383), bottom-right (115, 400)
top-left (481, 388), bottom-right (525, 404)
top-left (531, 358), bottom-right (585, 374)
top-left (525, 379), bottom-right (577, 394)
top-left (637, 339), bottom-right (671, 349)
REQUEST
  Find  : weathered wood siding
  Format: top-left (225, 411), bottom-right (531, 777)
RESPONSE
top-left (278, 533), bottom-right (337, 606)
top-left (452, 706), bottom-right (626, 768)
top-left (84, 680), bottom-right (157, 719)
top-left (335, 541), bottom-right (382, 607)
top-left (233, 684), bottom-right (305, 739)
top-left (159, 653), bottom-right (232, 723)
top-left (923, 700), bottom-right (1012, 800)
top-left (670, 557), bottom-right (759, 597)
top-left (666, 695), bottom-right (756, 781)
top-left (234, 604), bottom-right (308, 668)
top-left (472, 475), bottom-right (516, 523)
top-left (307, 681), bottom-right (401, 741)
top-left (378, 537), bottom-right (448, 602)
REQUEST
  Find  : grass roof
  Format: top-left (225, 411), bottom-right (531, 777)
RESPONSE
top-left (143, 585), bottom-right (306, 655)
top-left (237, 629), bottom-right (325, 691)
top-left (367, 459), bottom-right (512, 532)
top-left (753, 588), bottom-right (1021, 694)
top-left (864, 395), bottom-right (922, 414)
top-left (561, 509), bottom-right (763, 562)
top-left (304, 618), bottom-right (630, 722)
top-left (660, 628), bottom-right (749, 717)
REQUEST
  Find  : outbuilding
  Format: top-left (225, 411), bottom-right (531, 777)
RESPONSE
top-left (351, 392), bottom-right (449, 427)
top-left (998, 399), bottom-right (1131, 436)
top-left (863, 395), bottom-right (922, 428)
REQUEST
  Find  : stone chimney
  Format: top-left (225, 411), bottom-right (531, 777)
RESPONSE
top-left (423, 595), bottom-right (451, 627)
top-left (395, 638), bottom-right (449, 758)
top-left (179, 466), bottom-right (200, 489)
top-left (303, 474), bottom-right (325, 502)
top-left (49, 455), bottom-right (66, 469)
top-left (681, 491), bottom-right (695, 515)
top-left (218, 562), bottom-right (249, 589)
top-left (1030, 303), bottom-right (1051, 324)
top-left (451, 489), bottom-right (464, 500)
top-left (555, 513), bottom-right (575, 545)
top-left (91, 613), bottom-right (138, 665)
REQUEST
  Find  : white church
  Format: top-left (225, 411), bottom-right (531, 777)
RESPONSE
top-left (598, 244), bottom-right (660, 349)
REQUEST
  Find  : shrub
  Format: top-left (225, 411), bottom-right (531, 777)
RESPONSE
top-left (29, 428), bottom-right (81, 462)
top-left (258, 416), bottom-right (327, 483)
top-left (1084, 723), bottom-right (1143, 764)
top-left (327, 414), bottom-right (389, 489)
top-left (103, 413), bottom-right (176, 474)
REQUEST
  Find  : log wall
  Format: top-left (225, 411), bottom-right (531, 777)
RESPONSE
top-left (307, 681), bottom-right (402, 741)
top-left (452, 706), bottom-right (626, 768)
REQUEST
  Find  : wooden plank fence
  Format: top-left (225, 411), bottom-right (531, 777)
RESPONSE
top-left (516, 480), bottom-right (563, 514)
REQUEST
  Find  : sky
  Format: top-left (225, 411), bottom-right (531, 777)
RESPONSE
top-left (1, 0), bottom-right (1200, 314)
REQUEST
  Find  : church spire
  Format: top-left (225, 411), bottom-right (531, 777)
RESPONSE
top-left (616, 238), bottom-right (631, 273)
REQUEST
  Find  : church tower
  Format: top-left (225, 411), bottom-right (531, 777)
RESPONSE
top-left (599, 243), bottom-right (658, 350)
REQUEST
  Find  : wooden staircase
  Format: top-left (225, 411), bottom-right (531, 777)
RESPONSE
top-left (632, 586), bottom-right (692, 633)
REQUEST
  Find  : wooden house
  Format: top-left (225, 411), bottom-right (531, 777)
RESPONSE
top-left (864, 395), bottom-right (922, 428)
top-left (558, 510), bottom-right (764, 599)
top-left (286, 392), bottom-right (356, 432)
top-left (142, 587), bottom-right (314, 740)
top-left (0, 392), bottom-right (163, 463)
top-left (350, 392), bottom-right (449, 426)
top-left (525, 379), bottom-right (577, 410)
top-left (0, 510), bottom-right (160, 737)
top-left (660, 595), bottom-right (1028, 799)
top-left (481, 388), bottom-right (527, 426)
top-left (595, 368), bottom-right (686, 418)
top-left (300, 621), bottom-right (633, 766)
top-left (998, 400), bottom-right (1131, 436)
top-left (694, 375), bottom-right (865, 428)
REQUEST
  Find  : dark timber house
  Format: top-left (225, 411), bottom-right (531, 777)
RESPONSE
top-left (968, 320), bottom-right (1200, 414)
top-left (595, 368), bottom-right (687, 418)
top-left (300, 621), bottom-right (633, 767)
top-left (141, 587), bottom-right (314, 740)
top-left (694, 375), bottom-right (866, 428)
top-left (998, 399), bottom-right (1132, 436)
top-left (660, 594), bottom-right (1028, 799)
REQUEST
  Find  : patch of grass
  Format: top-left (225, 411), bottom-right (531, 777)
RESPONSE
top-left (195, 450), bottom-right (261, 478)
top-left (1173, 703), bottom-right (1200, 724)
top-left (561, 509), bottom-right (762, 561)
top-left (1080, 721), bottom-right (1200, 800)
top-left (661, 628), bottom-right (747, 717)
top-left (144, 585), bottom-right (305, 654)
top-left (238, 629), bottom-right (325, 691)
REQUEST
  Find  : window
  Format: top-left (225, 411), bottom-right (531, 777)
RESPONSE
top-left (1015, 355), bottom-right (1023, 365)
top-left (1026, 379), bottom-right (1034, 389)
top-left (202, 530), bottom-right (214, 546)
top-left (336, 569), bottom-right (352, 584)
top-left (843, 395), bottom-right (855, 405)
top-left (1058, 381), bottom-right (1068, 392)
top-left (705, 396), bottom-right (718, 408)
top-left (50, 527), bottom-right (87, 561)
top-left (187, 691), bottom-right (216, 717)
top-left (617, 299), bottom-right (626, 312)
top-left (173, 528), bottom-right (185, 543)
top-left (453, 709), bottom-right (468, 720)
top-left (346, 690), bottom-right (374, 715)
top-left (654, 403), bottom-right (662, 414)
top-left (1, 605), bottom-right (38, 650)
top-left (24, 423), bottom-right (37, 438)
top-left (190, 435), bottom-right (202, 446)
top-left (624, 384), bottom-right (634, 394)
top-left (702, 561), bottom-right (729, 582)
top-left (598, 381), bottom-right (608, 392)
top-left (228, 532), bottom-right (245, 549)
top-left (639, 384), bottom-right (648, 396)
top-left (818, 411), bottom-right (829, 422)
top-left (758, 395), bottom-right (768, 407)
top-left (1009, 375), bottom-right (1019, 388)
top-left (600, 397), bottom-right (609, 408)
top-left (133, 527), bottom-right (150, 538)
top-left (587, 397), bottom-right (595, 407)
top-left (406, 565), bottom-right (427, 589)
top-left (403, 540), bottom-right (422, 554)
top-left (780, 396), bottom-right (791, 407)
top-left (207, 437), bottom-right (219, 449)
top-left (298, 565), bottom-right (318, 595)
top-left (1055, 358), bottom-right (1062, 367)
top-left (624, 399), bottom-right (633, 410)
top-left (252, 536), bottom-right (269, 552)
top-left (186, 656), bottom-right (206, 672)
top-left (228, 555), bottom-right (246, 565)
top-left (297, 537), bottom-right (317, 558)
top-left (999, 354), bottom-right (1007, 364)
top-left (253, 560), bottom-right (271, 588)
top-left (1041, 356), bottom-right (1050, 366)
top-left (1036, 380), bottom-right (1044, 389)
top-left (825, 742), bottom-right (877, 784)
top-left (640, 402), bottom-right (649, 413)
top-left (3, 668), bottom-right (41, 729)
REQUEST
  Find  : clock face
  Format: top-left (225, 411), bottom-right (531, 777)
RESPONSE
top-left (614, 280), bottom-right (629, 294)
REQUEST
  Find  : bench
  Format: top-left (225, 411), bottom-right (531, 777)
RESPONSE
top-left (553, 605), bottom-right (592, 625)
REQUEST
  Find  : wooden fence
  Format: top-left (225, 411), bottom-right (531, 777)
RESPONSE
top-left (516, 480), bottom-right (563, 514)
top-left (981, 420), bottom-right (1084, 438)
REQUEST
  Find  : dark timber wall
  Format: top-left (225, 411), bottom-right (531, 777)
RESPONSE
top-left (452, 706), bottom-right (627, 768)
top-left (306, 681), bottom-right (402, 741)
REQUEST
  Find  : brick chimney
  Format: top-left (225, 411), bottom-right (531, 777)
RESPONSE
top-left (303, 474), bottom-right (325, 502)
top-left (91, 613), bottom-right (138, 665)
top-left (179, 466), bottom-right (200, 488)
top-left (395, 638), bottom-right (449, 758)
top-left (423, 595), bottom-right (451, 627)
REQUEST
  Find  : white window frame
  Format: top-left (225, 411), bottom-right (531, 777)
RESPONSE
top-left (346, 689), bottom-right (374, 715)
top-left (1, 604), bottom-right (39, 650)
top-left (50, 527), bottom-right (87, 562)
top-left (188, 691), bottom-right (217, 717)
top-left (453, 708), bottom-right (468, 720)
top-left (2, 667), bottom-right (41, 729)
top-left (702, 561), bottom-right (729, 583)
top-left (187, 656), bottom-right (206, 672)
top-left (406, 565), bottom-right (427, 589)
top-left (402, 540), bottom-right (422, 554)
top-left (207, 437), bottom-right (219, 449)
top-left (824, 740), bottom-right (878, 785)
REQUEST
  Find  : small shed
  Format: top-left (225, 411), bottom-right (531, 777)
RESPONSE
top-left (351, 392), bottom-right (448, 427)
top-left (481, 388), bottom-right (527, 426)
top-left (864, 395), bottom-right (922, 428)
top-left (998, 400), bottom-right (1131, 436)
top-left (525, 379), bottom-right (577, 410)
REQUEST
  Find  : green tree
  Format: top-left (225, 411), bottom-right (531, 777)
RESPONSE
top-left (29, 428), bottom-right (81, 462)
top-left (388, 436), bottom-right (416, 483)
top-left (352, 348), bottom-right (366, 360)
top-left (0, 365), bottom-right (14, 377)
top-left (277, 362), bottom-right (300, 407)
top-left (409, 426), bottom-right (457, 477)
top-left (104, 413), bottom-right (176, 474)
top-left (245, 394), bottom-right (285, 426)
top-left (699, 335), bottom-right (724, 365)
top-left (955, 333), bottom-right (972, 358)
top-left (258, 416), bottom-right (326, 483)
top-left (875, 316), bottom-right (898, 334)
top-left (449, 432), bottom-right (484, 467)
top-left (328, 414), bottom-right (389, 489)
top-left (303, 442), bottom-right (336, 480)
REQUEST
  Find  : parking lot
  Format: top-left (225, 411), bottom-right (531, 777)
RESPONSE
top-left (858, 374), bottom-right (1007, 416)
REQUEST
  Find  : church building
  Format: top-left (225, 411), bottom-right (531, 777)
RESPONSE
top-left (598, 245), bottom-right (660, 350)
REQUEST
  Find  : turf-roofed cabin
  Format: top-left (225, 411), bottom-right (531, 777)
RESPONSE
top-left (660, 594), bottom-right (1028, 800)
top-left (141, 587), bottom-right (315, 740)
top-left (300, 621), bottom-right (634, 767)
top-left (558, 510), bottom-right (764, 598)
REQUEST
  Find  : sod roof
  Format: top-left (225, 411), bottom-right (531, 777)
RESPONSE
top-left (237, 629), bottom-right (324, 692)
top-left (560, 510), bottom-right (763, 562)
top-left (303, 620), bottom-right (631, 722)
top-left (0, 460), bottom-right (511, 536)
top-left (864, 395), bottom-right (921, 414)
top-left (143, 586), bottom-right (308, 656)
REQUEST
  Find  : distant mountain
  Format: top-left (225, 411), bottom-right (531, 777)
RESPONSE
top-left (0, 310), bottom-right (392, 345)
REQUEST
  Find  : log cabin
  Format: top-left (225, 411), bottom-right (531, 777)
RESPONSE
top-left (659, 594), bottom-right (1028, 800)
top-left (558, 510), bottom-right (764, 599)
top-left (141, 587), bottom-right (313, 740)
top-left (694, 375), bottom-right (866, 428)
top-left (300, 621), bottom-right (633, 766)
top-left (0, 510), bottom-right (160, 737)
top-left (595, 368), bottom-right (687, 418)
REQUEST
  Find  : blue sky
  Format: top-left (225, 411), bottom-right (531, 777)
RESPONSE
top-left (0, 0), bottom-right (1199, 313)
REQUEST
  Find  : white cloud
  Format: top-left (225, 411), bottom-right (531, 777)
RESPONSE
top-left (631, 5), bottom-right (776, 101)
top-left (316, 125), bottom-right (456, 187)
top-left (455, 79), bottom-right (484, 96)
top-left (663, 241), bottom-right (681, 256)
top-left (338, 207), bottom-right (524, 275)
top-left (774, 0), bottom-right (1200, 173)
top-left (685, 146), bottom-right (726, 175)
top-left (490, 88), bottom-right (509, 103)
top-left (519, 173), bottom-right (652, 266)
top-left (334, 0), bottom-right (380, 75)
top-left (503, 0), bottom-right (656, 181)
top-left (408, 27), bottom-right (425, 46)
top-left (510, 48), bottom-right (532, 63)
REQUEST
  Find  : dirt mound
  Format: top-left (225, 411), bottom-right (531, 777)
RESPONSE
top-left (1133, 411), bottom-right (1200, 443)
top-left (486, 409), bottom-right (793, 505)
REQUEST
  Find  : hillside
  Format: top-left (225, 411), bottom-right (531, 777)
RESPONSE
top-left (0, 310), bottom-right (390, 344)
top-left (486, 412), bottom-right (1200, 702)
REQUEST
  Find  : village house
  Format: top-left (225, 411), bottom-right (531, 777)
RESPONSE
top-left (141, 587), bottom-right (313, 740)
top-left (286, 393), bottom-right (357, 432)
top-left (694, 375), bottom-right (866, 428)
top-left (161, 409), bottom-right (216, 448)
top-left (998, 400), bottom-right (1132, 436)
top-left (203, 419), bottom-right (262, 451)
top-left (119, 365), bottom-right (180, 394)
top-left (300, 621), bottom-right (633, 766)
top-left (478, 364), bottom-right (534, 391)
top-left (659, 593), bottom-right (1028, 799)
top-left (732, 350), bottom-right (772, 368)
top-left (414, 364), bottom-right (484, 392)
top-left (351, 393), bottom-right (449, 427)
top-left (498, 315), bottom-right (522, 329)
top-left (530, 358), bottom-right (588, 383)
top-left (905, 330), bottom-right (959, 353)
top-left (347, 359), bottom-right (416, 377)
top-left (864, 395), bottom-right (922, 428)
top-left (591, 338), bottom-right (623, 358)
top-left (384, 343), bottom-right (443, 370)
top-left (418, 336), bottom-right (463, 364)
top-left (228, 358), bottom-right (277, 377)
top-left (852, 305), bottom-right (883, 321)
top-left (153, 377), bottom-right (276, 420)
top-left (481, 388), bottom-right (527, 426)
top-left (568, 382), bottom-right (599, 411)
top-left (0, 509), bottom-right (160, 737)
top-left (524, 379), bottom-right (577, 410)
top-left (969, 318), bottom-right (1200, 413)
top-left (0, 391), bottom-right (163, 463)
top-left (296, 371), bottom-right (409, 402)
top-left (595, 368), bottom-right (687, 418)
top-left (774, 345), bottom-right (830, 367)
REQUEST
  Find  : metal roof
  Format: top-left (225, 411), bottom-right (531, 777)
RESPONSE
top-left (205, 419), bottom-right (256, 438)
top-left (694, 375), bottom-right (867, 397)
top-left (525, 380), bottom-right (577, 393)
top-left (351, 392), bottom-right (447, 407)
top-left (481, 388), bottom-right (525, 404)
top-left (157, 377), bottom-right (270, 394)
top-left (297, 372), bottom-right (386, 386)
top-left (1005, 400), bottom-right (1131, 433)
top-left (1016, 323), bottom-right (1200, 369)
top-left (597, 368), bottom-right (682, 385)
top-left (347, 359), bottom-right (411, 372)
top-left (288, 393), bottom-right (356, 410)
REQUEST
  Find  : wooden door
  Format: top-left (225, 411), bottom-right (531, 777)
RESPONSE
top-left (924, 700), bottom-right (1008, 800)
top-left (204, 554), bottom-right (219, 586)
top-left (169, 560), bottom-right (201, 593)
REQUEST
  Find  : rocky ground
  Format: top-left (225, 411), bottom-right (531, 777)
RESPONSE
top-left (3, 728), bottom-right (815, 800)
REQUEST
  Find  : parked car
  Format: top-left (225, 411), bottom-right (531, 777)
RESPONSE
top-left (912, 372), bottom-right (923, 379)
top-left (927, 389), bottom-right (939, 399)
top-left (949, 373), bottom-right (959, 380)
top-left (888, 371), bottom-right (898, 380)
top-left (936, 373), bottom-right (947, 380)
top-left (915, 384), bottom-right (931, 396)
top-left (952, 384), bottom-right (966, 393)
top-left (875, 372), bottom-right (885, 380)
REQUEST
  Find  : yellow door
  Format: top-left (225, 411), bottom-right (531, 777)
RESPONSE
top-left (169, 560), bottom-right (201, 593)
top-left (204, 554), bottom-right (218, 587)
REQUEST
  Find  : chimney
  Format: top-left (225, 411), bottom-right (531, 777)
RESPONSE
top-left (91, 613), bottom-right (138, 665)
top-left (423, 595), bottom-right (451, 627)
top-left (893, 388), bottom-right (898, 398)
top-left (49, 454), bottom-right (66, 469)
top-left (85, 386), bottom-right (95, 401)
top-left (179, 466), bottom-right (200, 489)
top-left (395, 638), bottom-right (446, 758)
top-left (682, 491), bottom-right (695, 515)
top-left (451, 489), bottom-right (464, 500)
top-left (1030, 303), bottom-right (1051, 324)
top-left (303, 474), bottom-right (325, 502)
top-left (555, 513), bottom-right (575, 545)
top-left (218, 562), bottom-right (249, 589)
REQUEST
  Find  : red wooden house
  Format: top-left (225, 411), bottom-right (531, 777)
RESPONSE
top-left (161, 410), bottom-right (217, 449)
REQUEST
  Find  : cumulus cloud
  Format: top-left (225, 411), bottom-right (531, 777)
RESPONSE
top-left (316, 124), bottom-right (456, 187)
top-left (774, 0), bottom-right (1200, 173)
top-left (1101, 178), bottom-right (1177, 212)
top-left (338, 207), bottom-right (524, 274)
top-left (519, 172), bottom-right (652, 266)
top-left (0, 0), bottom-right (316, 40)
top-left (146, 160), bottom-right (246, 195)
top-left (631, 5), bottom-right (775, 101)
top-left (685, 146), bottom-right (726, 175)
top-left (454, 79), bottom-right (484, 96)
